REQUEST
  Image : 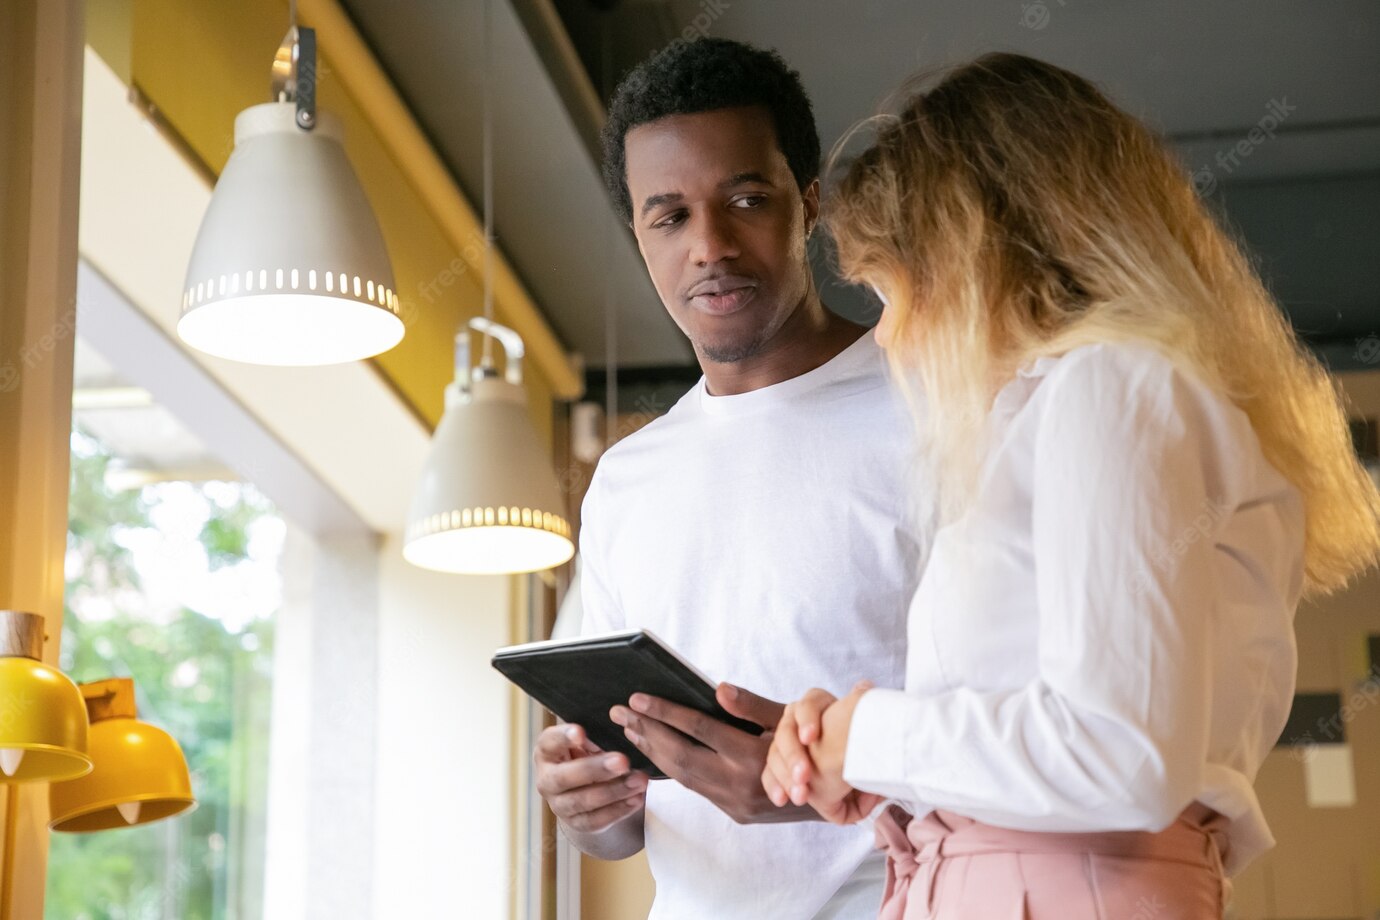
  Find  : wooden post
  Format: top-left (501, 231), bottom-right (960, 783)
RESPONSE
top-left (0, 0), bottom-right (85, 915)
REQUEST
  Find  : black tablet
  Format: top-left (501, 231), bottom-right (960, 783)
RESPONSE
top-left (492, 628), bottom-right (764, 779)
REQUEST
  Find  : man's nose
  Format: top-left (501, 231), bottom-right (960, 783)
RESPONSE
top-left (687, 210), bottom-right (741, 266)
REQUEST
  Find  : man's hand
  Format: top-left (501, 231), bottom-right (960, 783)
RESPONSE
top-left (608, 682), bottom-right (819, 825)
top-left (534, 723), bottom-right (648, 859)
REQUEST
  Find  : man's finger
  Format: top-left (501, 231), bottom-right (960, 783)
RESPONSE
top-left (615, 706), bottom-right (715, 786)
top-left (566, 723), bottom-right (603, 757)
top-left (717, 682), bottom-right (786, 729)
top-left (535, 724), bottom-right (595, 763)
top-left (550, 771), bottom-right (648, 818)
top-left (536, 750), bottom-right (633, 797)
top-left (628, 694), bottom-right (750, 755)
top-left (563, 792), bottom-right (645, 835)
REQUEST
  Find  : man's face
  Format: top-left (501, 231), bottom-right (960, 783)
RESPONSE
top-left (624, 106), bottom-right (819, 365)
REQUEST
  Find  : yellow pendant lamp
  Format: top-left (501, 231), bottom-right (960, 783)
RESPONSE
top-left (48, 677), bottom-right (196, 832)
top-left (0, 610), bottom-right (92, 784)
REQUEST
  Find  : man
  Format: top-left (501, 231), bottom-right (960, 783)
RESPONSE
top-left (534, 39), bottom-right (928, 918)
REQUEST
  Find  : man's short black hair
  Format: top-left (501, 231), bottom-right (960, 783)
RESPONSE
top-left (601, 38), bottom-right (821, 224)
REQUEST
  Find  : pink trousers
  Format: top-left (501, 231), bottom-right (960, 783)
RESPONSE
top-left (872, 804), bottom-right (1231, 919)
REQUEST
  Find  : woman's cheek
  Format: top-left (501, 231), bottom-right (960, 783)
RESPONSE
top-left (874, 301), bottom-right (896, 346)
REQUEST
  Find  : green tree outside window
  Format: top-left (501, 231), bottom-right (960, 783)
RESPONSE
top-left (46, 428), bottom-right (280, 920)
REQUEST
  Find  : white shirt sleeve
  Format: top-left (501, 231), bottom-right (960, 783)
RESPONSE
top-left (844, 351), bottom-right (1242, 832)
top-left (577, 470), bottom-right (625, 636)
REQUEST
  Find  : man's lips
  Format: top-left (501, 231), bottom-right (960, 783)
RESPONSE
top-left (689, 286), bottom-right (756, 315)
top-left (686, 276), bottom-right (758, 316)
top-left (687, 274), bottom-right (757, 297)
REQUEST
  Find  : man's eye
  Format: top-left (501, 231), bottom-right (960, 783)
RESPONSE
top-left (733, 195), bottom-right (767, 208)
top-left (652, 211), bottom-right (686, 230)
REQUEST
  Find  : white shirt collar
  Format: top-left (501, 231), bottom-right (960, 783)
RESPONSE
top-left (991, 354), bottom-right (1063, 425)
top-left (1016, 354), bottom-right (1062, 380)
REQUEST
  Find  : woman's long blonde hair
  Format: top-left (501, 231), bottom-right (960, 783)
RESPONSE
top-left (828, 52), bottom-right (1379, 596)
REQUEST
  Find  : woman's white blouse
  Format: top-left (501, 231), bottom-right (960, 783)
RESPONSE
top-left (844, 342), bottom-right (1305, 875)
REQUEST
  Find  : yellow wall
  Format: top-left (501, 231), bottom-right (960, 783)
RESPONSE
top-left (583, 851), bottom-right (656, 920)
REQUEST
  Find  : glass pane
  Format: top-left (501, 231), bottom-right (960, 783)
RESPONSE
top-left (45, 339), bottom-right (282, 920)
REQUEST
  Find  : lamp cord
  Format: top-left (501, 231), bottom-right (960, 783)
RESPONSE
top-left (480, 0), bottom-right (496, 368)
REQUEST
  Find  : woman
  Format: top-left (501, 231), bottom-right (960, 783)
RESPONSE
top-left (761, 54), bottom-right (1380, 918)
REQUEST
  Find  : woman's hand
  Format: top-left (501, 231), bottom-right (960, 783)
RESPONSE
top-left (762, 688), bottom-right (836, 811)
top-left (761, 682), bottom-right (884, 825)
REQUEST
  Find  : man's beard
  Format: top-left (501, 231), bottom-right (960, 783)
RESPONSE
top-left (697, 330), bottom-right (770, 365)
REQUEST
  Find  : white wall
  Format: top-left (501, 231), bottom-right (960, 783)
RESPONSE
top-left (373, 533), bottom-right (515, 919)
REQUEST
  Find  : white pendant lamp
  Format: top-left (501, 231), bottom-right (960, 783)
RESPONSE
top-left (402, 0), bottom-right (573, 575)
top-left (404, 319), bottom-right (574, 575)
top-left (178, 12), bottom-right (404, 366)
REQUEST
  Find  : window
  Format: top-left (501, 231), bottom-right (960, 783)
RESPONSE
top-left (46, 341), bottom-right (282, 920)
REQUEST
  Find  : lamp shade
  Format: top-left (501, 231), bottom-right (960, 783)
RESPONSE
top-left (178, 102), bottom-right (404, 366)
top-left (49, 678), bottom-right (195, 833)
top-left (404, 374), bottom-right (575, 574)
top-left (0, 611), bottom-right (92, 784)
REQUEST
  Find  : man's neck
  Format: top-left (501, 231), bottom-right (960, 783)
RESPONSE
top-left (700, 298), bottom-right (869, 397)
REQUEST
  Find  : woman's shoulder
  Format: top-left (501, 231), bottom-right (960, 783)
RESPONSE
top-left (1031, 339), bottom-right (1292, 510)
top-left (1025, 340), bottom-right (1258, 454)
top-left (1034, 340), bottom-right (1234, 416)
top-left (1037, 340), bottom-right (1196, 388)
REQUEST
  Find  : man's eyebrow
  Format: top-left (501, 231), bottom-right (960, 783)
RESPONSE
top-left (719, 171), bottom-right (774, 189)
top-left (640, 192), bottom-right (683, 218)
top-left (639, 173), bottom-right (776, 218)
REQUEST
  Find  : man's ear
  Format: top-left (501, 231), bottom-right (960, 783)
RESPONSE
top-left (802, 178), bottom-right (821, 235)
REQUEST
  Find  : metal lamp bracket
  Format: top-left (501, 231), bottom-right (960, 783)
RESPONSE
top-left (470, 317), bottom-right (525, 386)
top-left (271, 25), bottom-right (317, 131)
top-left (450, 317), bottom-right (525, 406)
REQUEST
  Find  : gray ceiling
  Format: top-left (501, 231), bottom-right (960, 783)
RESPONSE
top-left (342, 0), bottom-right (1380, 374)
